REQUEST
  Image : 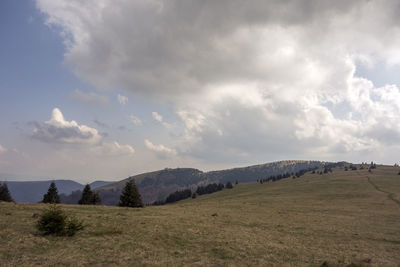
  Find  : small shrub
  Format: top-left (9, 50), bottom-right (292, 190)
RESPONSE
top-left (64, 217), bottom-right (84, 236)
top-left (36, 205), bottom-right (84, 236)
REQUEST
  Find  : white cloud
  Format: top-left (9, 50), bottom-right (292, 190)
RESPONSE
top-left (144, 139), bottom-right (177, 158)
top-left (36, 0), bottom-right (400, 164)
top-left (92, 141), bottom-right (134, 156)
top-left (70, 89), bottom-right (109, 106)
top-left (151, 111), bottom-right (174, 129)
top-left (31, 108), bottom-right (135, 157)
top-left (152, 111), bottom-right (163, 122)
top-left (32, 108), bottom-right (102, 144)
top-left (129, 115), bottom-right (142, 126)
top-left (117, 94), bottom-right (128, 105)
top-left (0, 144), bottom-right (7, 153)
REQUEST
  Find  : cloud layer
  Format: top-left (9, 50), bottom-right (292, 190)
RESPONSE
top-left (36, 0), bottom-right (400, 163)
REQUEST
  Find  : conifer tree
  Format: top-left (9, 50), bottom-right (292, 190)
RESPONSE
top-left (78, 184), bottom-right (101, 205)
top-left (92, 191), bottom-right (101, 205)
top-left (226, 181), bottom-right (233, 189)
top-left (79, 184), bottom-right (93, 205)
top-left (42, 182), bottom-right (60, 204)
top-left (119, 180), bottom-right (143, 208)
top-left (0, 182), bottom-right (13, 202)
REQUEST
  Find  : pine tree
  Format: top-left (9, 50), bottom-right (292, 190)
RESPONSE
top-left (79, 184), bottom-right (93, 205)
top-left (0, 183), bottom-right (13, 202)
top-left (42, 182), bottom-right (60, 204)
top-left (226, 181), bottom-right (233, 189)
top-left (78, 184), bottom-right (101, 205)
top-left (92, 192), bottom-right (101, 205)
top-left (119, 180), bottom-right (143, 208)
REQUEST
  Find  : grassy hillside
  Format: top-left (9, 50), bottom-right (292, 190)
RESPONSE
top-left (1, 165), bottom-right (400, 266)
top-left (96, 160), bottom-right (327, 204)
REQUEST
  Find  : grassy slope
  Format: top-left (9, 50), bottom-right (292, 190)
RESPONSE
top-left (1, 165), bottom-right (399, 266)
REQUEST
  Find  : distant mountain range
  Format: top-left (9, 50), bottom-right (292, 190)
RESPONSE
top-left (2, 180), bottom-right (114, 203)
top-left (96, 160), bottom-right (328, 205)
top-left (2, 160), bottom-right (330, 205)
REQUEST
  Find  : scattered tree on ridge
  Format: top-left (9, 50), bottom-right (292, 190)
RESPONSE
top-left (0, 182), bottom-right (13, 202)
top-left (165, 189), bottom-right (192, 203)
top-left (78, 184), bottom-right (101, 205)
top-left (119, 180), bottom-right (143, 208)
top-left (196, 183), bottom-right (225, 195)
top-left (226, 181), bottom-right (233, 189)
top-left (42, 182), bottom-right (60, 204)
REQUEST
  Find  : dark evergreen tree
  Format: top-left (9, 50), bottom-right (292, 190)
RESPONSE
top-left (92, 192), bottom-right (101, 205)
top-left (226, 181), bottom-right (233, 189)
top-left (78, 184), bottom-right (101, 205)
top-left (165, 189), bottom-right (192, 203)
top-left (0, 183), bottom-right (13, 202)
top-left (42, 182), bottom-right (60, 204)
top-left (119, 180), bottom-right (143, 208)
top-left (217, 183), bottom-right (225, 190)
top-left (79, 184), bottom-right (93, 204)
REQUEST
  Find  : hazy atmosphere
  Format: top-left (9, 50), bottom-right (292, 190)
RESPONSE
top-left (1, 0), bottom-right (400, 183)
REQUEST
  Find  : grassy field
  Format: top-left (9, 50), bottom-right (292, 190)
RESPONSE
top-left (1, 165), bottom-right (400, 266)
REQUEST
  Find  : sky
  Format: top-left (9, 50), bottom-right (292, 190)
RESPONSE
top-left (1, 0), bottom-right (400, 183)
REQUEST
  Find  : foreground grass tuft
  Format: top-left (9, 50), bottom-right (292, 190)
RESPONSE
top-left (36, 205), bottom-right (84, 236)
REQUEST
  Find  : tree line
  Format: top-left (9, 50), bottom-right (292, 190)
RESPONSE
top-left (153, 181), bottom-right (235, 205)
top-left (257, 163), bottom-right (348, 184)
top-left (40, 180), bottom-right (143, 208)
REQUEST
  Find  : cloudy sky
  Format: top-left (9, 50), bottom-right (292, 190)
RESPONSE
top-left (1, 0), bottom-right (400, 182)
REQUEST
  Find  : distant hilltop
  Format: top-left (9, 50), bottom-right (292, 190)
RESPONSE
top-left (2, 160), bottom-right (335, 205)
top-left (95, 160), bottom-right (330, 205)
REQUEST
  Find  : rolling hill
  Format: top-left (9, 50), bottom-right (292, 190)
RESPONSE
top-left (1, 164), bottom-right (399, 265)
top-left (96, 160), bottom-right (328, 205)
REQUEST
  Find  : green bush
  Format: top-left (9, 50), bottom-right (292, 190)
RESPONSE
top-left (36, 205), bottom-right (84, 236)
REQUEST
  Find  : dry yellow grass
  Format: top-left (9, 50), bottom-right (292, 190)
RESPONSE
top-left (1, 165), bottom-right (400, 266)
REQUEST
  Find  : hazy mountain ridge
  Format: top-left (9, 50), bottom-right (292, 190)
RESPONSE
top-left (3, 180), bottom-right (114, 203)
top-left (96, 160), bottom-right (328, 205)
top-left (3, 160), bottom-right (329, 204)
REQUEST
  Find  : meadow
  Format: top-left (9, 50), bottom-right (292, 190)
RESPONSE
top-left (1, 165), bottom-right (399, 266)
